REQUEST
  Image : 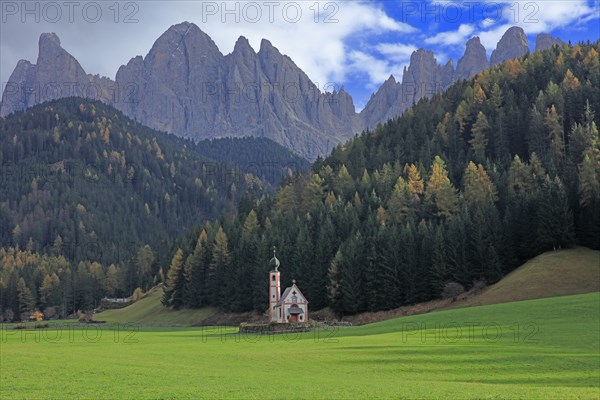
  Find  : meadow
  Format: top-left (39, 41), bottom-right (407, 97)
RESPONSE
top-left (1, 292), bottom-right (599, 399)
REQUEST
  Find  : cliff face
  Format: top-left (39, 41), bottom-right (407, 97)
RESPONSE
top-left (455, 37), bottom-right (488, 81)
top-left (489, 26), bottom-right (530, 66)
top-left (535, 33), bottom-right (564, 51)
top-left (1, 33), bottom-right (90, 116)
top-left (1, 25), bottom-right (557, 159)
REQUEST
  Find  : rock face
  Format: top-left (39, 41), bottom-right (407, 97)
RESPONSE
top-left (2, 25), bottom-right (556, 159)
top-left (535, 33), bottom-right (564, 51)
top-left (1, 33), bottom-right (91, 116)
top-left (360, 75), bottom-right (404, 129)
top-left (455, 37), bottom-right (488, 81)
top-left (2, 23), bottom-right (358, 160)
top-left (490, 26), bottom-right (530, 66)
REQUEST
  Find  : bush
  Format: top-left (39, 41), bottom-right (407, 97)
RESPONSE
top-left (131, 287), bottom-right (145, 302)
top-left (441, 282), bottom-right (465, 301)
top-left (78, 311), bottom-right (93, 323)
top-left (470, 279), bottom-right (487, 294)
top-left (43, 306), bottom-right (58, 320)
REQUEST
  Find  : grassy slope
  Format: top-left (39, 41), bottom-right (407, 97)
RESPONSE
top-left (456, 247), bottom-right (600, 308)
top-left (97, 287), bottom-right (217, 325)
top-left (2, 293), bottom-right (598, 399)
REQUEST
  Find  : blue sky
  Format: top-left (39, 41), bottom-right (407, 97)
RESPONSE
top-left (1, 1), bottom-right (599, 110)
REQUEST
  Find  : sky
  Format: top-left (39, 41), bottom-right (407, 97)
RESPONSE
top-left (1, 0), bottom-right (599, 110)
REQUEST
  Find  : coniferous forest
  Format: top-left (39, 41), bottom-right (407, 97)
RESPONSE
top-left (0, 98), bottom-right (307, 320)
top-left (1, 42), bottom-right (598, 320)
top-left (162, 41), bottom-right (600, 315)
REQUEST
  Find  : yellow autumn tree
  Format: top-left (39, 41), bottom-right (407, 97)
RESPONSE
top-left (425, 156), bottom-right (458, 219)
top-left (405, 163), bottom-right (424, 200)
top-left (463, 162), bottom-right (498, 209)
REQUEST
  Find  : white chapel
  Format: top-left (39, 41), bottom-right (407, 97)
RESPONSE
top-left (268, 249), bottom-right (308, 323)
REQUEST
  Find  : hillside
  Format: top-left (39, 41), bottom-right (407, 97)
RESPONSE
top-left (461, 246), bottom-right (600, 307)
top-left (195, 137), bottom-right (311, 186)
top-left (98, 286), bottom-right (218, 325)
top-left (0, 97), bottom-right (249, 265)
top-left (0, 98), bottom-right (307, 319)
top-left (337, 246), bottom-right (599, 325)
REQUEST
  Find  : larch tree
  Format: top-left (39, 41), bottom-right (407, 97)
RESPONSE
top-left (425, 156), bottom-right (458, 220)
top-left (162, 248), bottom-right (186, 309)
top-left (405, 163), bottom-right (424, 202)
top-left (463, 162), bottom-right (498, 209)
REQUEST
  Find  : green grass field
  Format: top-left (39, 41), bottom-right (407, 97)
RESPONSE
top-left (2, 292), bottom-right (599, 399)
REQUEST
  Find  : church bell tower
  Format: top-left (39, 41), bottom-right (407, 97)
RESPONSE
top-left (268, 247), bottom-right (281, 322)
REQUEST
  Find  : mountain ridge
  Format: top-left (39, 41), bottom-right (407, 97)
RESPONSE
top-left (1, 24), bottom-right (563, 159)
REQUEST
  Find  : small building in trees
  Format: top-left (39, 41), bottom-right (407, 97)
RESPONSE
top-left (268, 249), bottom-right (308, 323)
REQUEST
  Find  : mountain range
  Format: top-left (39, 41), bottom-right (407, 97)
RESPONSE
top-left (1, 24), bottom-right (562, 160)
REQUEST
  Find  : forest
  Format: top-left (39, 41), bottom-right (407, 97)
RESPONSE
top-left (0, 98), bottom-right (306, 320)
top-left (161, 41), bottom-right (600, 316)
top-left (1, 41), bottom-right (598, 320)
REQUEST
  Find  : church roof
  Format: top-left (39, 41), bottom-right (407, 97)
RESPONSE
top-left (277, 283), bottom-right (308, 305)
top-left (288, 307), bottom-right (304, 314)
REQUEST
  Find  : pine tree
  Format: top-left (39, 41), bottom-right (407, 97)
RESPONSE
top-left (136, 245), bottom-right (154, 290)
top-left (184, 230), bottom-right (209, 308)
top-left (327, 249), bottom-right (343, 314)
top-left (209, 228), bottom-right (230, 308)
top-left (335, 165), bottom-right (355, 199)
top-left (469, 112), bottom-right (489, 162)
top-left (388, 177), bottom-right (414, 223)
top-left (430, 225), bottom-right (449, 295)
top-left (536, 177), bottom-right (575, 251)
top-left (17, 277), bottom-right (35, 317)
top-left (545, 105), bottom-right (565, 167)
top-left (579, 154), bottom-right (600, 208)
top-left (528, 105), bottom-right (547, 159)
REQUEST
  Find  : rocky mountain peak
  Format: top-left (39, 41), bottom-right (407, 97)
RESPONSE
top-left (455, 36), bottom-right (488, 80)
top-left (259, 38), bottom-right (276, 54)
top-left (233, 36), bottom-right (255, 55)
top-left (39, 32), bottom-right (61, 48)
top-left (536, 33), bottom-right (564, 51)
top-left (490, 26), bottom-right (529, 66)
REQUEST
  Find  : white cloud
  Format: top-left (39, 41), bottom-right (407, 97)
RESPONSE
top-left (480, 18), bottom-right (496, 29)
top-left (347, 50), bottom-right (407, 89)
top-left (425, 24), bottom-right (475, 46)
top-left (375, 43), bottom-right (417, 62)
